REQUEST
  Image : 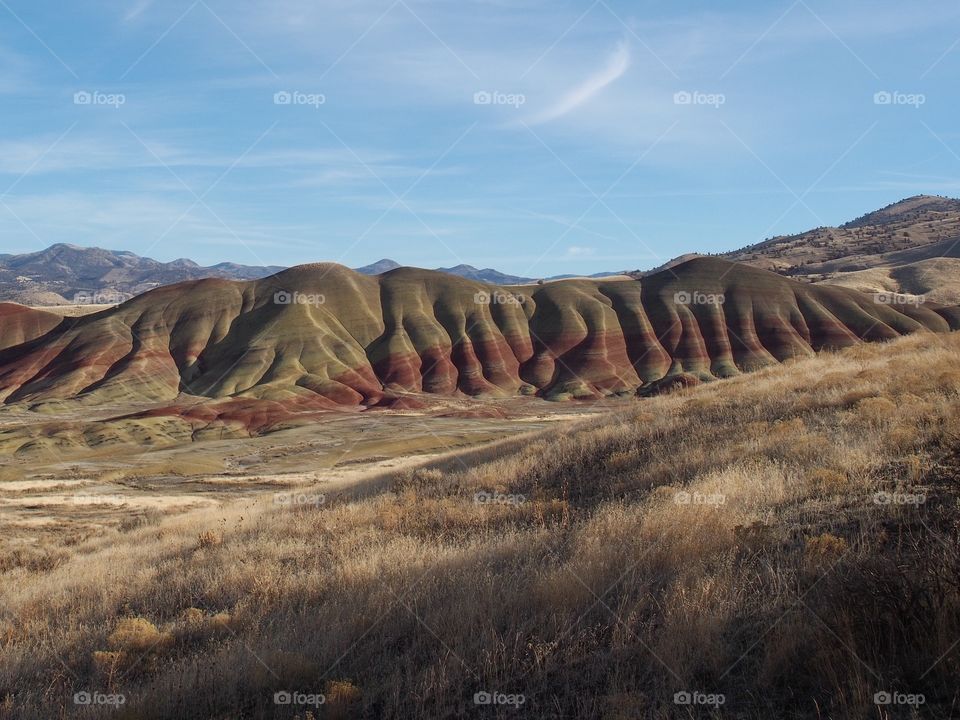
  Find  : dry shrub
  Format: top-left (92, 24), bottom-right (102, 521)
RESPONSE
top-left (92, 618), bottom-right (173, 680)
top-left (855, 396), bottom-right (898, 424)
top-left (532, 498), bottom-right (570, 527)
top-left (803, 533), bottom-right (849, 573)
top-left (887, 425), bottom-right (922, 453)
top-left (393, 467), bottom-right (444, 493)
top-left (91, 650), bottom-right (124, 679)
top-left (177, 608), bottom-right (235, 643)
top-left (936, 369), bottom-right (960, 393)
top-left (838, 388), bottom-right (877, 406)
top-left (768, 417), bottom-right (806, 439)
top-left (325, 680), bottom-right (362, 719)
top-left (604, 449), bottom-right (638, 471)
top-left (196, 530), bottom-right (223, 549)
top-left (775, 430), bottom-right (830, 465)
top-left (808, 468), bottom-right (851, 495)
top-left (107, 618), bottom-right (170, 654)
top-left (119, 509), bottom-right (165, 532)
top-left (734, 521), bottom-right (773, 553)
top-left (900, 454), bottom-right (925, 484)
top-left (0, 546), bottom-right (68, 573)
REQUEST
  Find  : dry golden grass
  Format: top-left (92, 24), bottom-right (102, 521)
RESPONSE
top-left (2, 332), bottom-right (960, 718)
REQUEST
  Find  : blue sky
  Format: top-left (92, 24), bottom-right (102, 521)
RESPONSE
top-left (1, 0), bottom-right (959, 276)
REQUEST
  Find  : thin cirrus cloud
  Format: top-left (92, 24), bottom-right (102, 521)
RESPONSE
top-left (124, 0), bottom-right (157, 22)
top-left (522, 41), bottom-right (631, 126)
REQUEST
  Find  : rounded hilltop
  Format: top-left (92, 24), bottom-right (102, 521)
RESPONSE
top-left (0, 258), bottom-right (957, 411)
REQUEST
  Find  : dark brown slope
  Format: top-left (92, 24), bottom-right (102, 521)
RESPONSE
top-left (0, 303), bottom-right (63, 351)
top-left (0, 258), bottom-right (956, 414)
top-left (724, 195), bottom-right (960, 274)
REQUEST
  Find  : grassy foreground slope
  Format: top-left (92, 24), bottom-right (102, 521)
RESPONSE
top-left (3, 333), bottom-right (960, 719)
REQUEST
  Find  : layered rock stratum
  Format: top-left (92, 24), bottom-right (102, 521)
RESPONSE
top-left (1, 258), bottom-right (957, 419)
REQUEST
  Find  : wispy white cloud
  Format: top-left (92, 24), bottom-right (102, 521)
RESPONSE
top-left (523, 41), bottom-right (630, 125)
top-left (123, 0), bottom-right (155, 22)
top-left (0, 135), bottom-right (422, 179)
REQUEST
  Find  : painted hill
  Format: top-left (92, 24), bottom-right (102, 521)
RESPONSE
top-left (0, 303), bottom-right (62, 351)
top-left (1, 258), bottom-right (957, 420)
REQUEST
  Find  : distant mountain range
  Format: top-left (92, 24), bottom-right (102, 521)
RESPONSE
top-left (0, 244), bottom-right (284, 306)
top-left (2, 195), bottom-right (959, 306)
top-left (353, 259), bottom-right (537, 285)
top-left (353, 259), bottom-right (622, 285)
top-left (0, 247), bottom-right (622, 306)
